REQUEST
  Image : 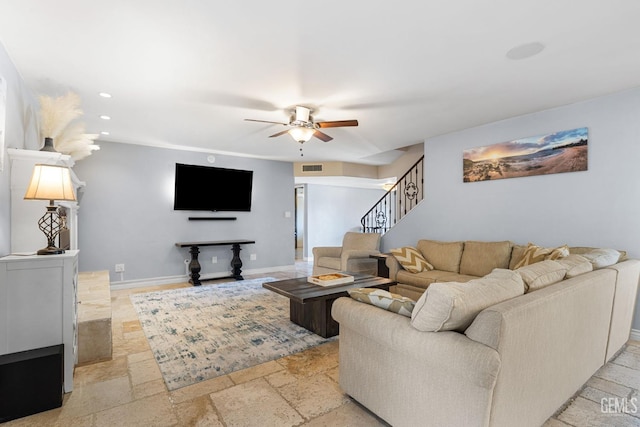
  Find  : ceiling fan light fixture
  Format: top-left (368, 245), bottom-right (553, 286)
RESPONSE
top-left (295, 106), bottom-right (310, 123)
top-left (289, 127), bottom-right (315, 143)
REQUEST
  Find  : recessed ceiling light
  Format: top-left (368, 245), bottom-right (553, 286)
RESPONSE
top-left (100, 115), bottom-right (111, 120)
top-left (506, 42), bottom-right (545, 60)
top-left (101, 131), bottom-right (110, 135)
top-left (99, 92), bottom-right (112, 98)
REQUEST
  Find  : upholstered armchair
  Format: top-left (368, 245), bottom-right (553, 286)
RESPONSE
top-left (312, 232), bottom-right (381, 276)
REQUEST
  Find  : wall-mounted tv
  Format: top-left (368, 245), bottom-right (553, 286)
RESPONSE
top-left (173, 163), bottom-right (253, 211)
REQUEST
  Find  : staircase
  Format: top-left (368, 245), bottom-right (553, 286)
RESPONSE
top-left (361, 155), bottom-right (424, 234)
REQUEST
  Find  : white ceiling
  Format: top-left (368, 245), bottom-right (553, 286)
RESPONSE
top-left (1, 1), bottom-right (640, 165)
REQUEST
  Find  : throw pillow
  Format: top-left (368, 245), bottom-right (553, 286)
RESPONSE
top-left (390, 246), bottom-right (434, 273)
top-left (569, 246), bottom-right (626, 262)
top-left (410, 268), bottom-right (525, 332)
top-left (516, 260), bottom-right (567, 292)
top-left (581, 248), bottom-right (621, 269)
top-left (514, 243), bottom-right (569, 268)
top-left (548, 244), bottom-right (570, 260)
top-left (348, 288), bottom-right (416, 317)
top-left (509, 244), bottom-right (528, 270)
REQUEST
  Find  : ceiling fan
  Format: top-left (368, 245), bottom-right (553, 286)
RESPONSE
top-left (244, 106), bottom-right (358, 144)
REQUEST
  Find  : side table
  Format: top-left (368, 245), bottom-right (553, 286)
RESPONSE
top-left (369, 253), bottom-right (391, 278)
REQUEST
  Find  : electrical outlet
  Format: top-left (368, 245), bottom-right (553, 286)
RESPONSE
top-left (211, 256), bottom-right (217, 264)
top-left (115, 264), bottom-right (125, 272)
top-left (250, 254), bottom-right (257, 261)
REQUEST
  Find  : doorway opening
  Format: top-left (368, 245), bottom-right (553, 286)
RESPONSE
top-left (294, 186), bottom-right (305, 260)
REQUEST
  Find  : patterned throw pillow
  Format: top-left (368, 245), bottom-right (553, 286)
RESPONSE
top-left (347, 288), bottom-right (416, 317)
top-left (390, 246), bottom-right (434, 273)
top-left (514, 243), bottom-right (569, 268)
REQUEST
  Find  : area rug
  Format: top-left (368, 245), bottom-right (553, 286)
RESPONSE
top-left (130, 278), bottom-right (333, 391)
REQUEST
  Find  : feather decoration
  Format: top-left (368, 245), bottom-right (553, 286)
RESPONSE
top-left (38, 92), bottom-right (100, 160)
top-left (54, 121), bottom-right (99, 160)
top-left (67, 144), bottom-right (100, 161)
top-left (39, 92), bottom-right (83, 139)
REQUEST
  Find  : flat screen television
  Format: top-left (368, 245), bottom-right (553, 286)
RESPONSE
top-left (173, 163), bottom-right (253, 211)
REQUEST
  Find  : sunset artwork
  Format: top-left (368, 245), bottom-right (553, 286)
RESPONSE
top-left (463, 127), bottom-right (588, 182)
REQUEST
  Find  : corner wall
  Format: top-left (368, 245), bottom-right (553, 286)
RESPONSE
top-left (382, 87), bottom-right (640, 329)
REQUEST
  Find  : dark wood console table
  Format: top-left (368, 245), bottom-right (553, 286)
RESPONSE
top-left (175, 240), bottom-right (255, 286)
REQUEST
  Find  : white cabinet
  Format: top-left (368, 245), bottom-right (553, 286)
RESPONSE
top-left (0, 250), bottom-right (79, 392)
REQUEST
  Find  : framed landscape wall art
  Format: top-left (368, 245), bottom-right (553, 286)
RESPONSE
top-left (463, 127), bottom-right (588, 182)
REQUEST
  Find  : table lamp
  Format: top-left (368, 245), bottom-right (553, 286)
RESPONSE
top-left (23, 164), bottom-right (77, 255)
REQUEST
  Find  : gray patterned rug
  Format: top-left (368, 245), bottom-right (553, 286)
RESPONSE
top-left (130, 278), bottom-right (332, 391)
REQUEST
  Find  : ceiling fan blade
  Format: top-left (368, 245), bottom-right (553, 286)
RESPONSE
top-left (313, 130), bottom-right (333, 142)
top-left (268, 129), bottom-right (291, 138)
top-left (244, 118), bottom-right (289, 126)
top-left (315, 119), bottom-right (359, 128)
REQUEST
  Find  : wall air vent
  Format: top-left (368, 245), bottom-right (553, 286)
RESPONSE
top-left (302, 164), bottom-right (323, 172)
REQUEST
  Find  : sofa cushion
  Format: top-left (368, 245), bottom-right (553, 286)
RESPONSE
top-left (416, 240), bottom-right (464, 273)
top-left (516, 260), bottom-right (567, 292)
top-left (509, 244), bottom-right (527, 270)
top-left (514, 243), bottom-right (569, 268)
top-left (556, 254), bottom-right (593, 278)
top-left (390, 246), bottom-right (434, 273)
top-left (342, 232), bottom-right (380, 252)
top-left (434, 273), bottom-right (479, 283)
top-left (396, 270), bottom-right (477, 292)
top-left (581, 248), bottom-right (621, 269)
top-left (396, 269), bottom-right (437, 290)
top-left (459, 241), bottom-right (512, 277)
top-left (347, 288), bottom-right (416, 317)
top-left (317, 257), bottom-right (342, 270)
top-left (410, 269), bottom-right (525, 332)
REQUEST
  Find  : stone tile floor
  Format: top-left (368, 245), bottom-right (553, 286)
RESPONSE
top-left (4, 261), bottom-right (640, 426)
top-left (545, 340), bottom-right (640, 427)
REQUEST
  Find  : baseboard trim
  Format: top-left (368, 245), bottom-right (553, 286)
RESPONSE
top-left (630, 329), bottom-right (640, 342)
top-left (110, 275), bottom-right (191, 290)
top-left (109, 264), bottom-right (296, 291)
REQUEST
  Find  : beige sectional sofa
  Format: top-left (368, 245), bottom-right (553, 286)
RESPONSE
top-left (332, 239), bottom-right (640, 427)
top-left (388, 240), bottom-right (533, 300)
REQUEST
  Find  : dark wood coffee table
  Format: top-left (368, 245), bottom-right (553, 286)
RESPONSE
top-left (263, 273), bottom-right (396, 338)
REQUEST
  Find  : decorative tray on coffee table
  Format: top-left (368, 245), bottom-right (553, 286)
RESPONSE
top-left (307, 273), bottom-right (355, 287)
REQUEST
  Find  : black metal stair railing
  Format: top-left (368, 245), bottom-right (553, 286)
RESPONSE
top-left (361, 155), bottom-right (424, 234)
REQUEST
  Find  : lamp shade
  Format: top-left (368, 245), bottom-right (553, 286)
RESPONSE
top-left (24, 164), bottom-right (77, 201)
top-left (289, 127), bottom-right (315, 143)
